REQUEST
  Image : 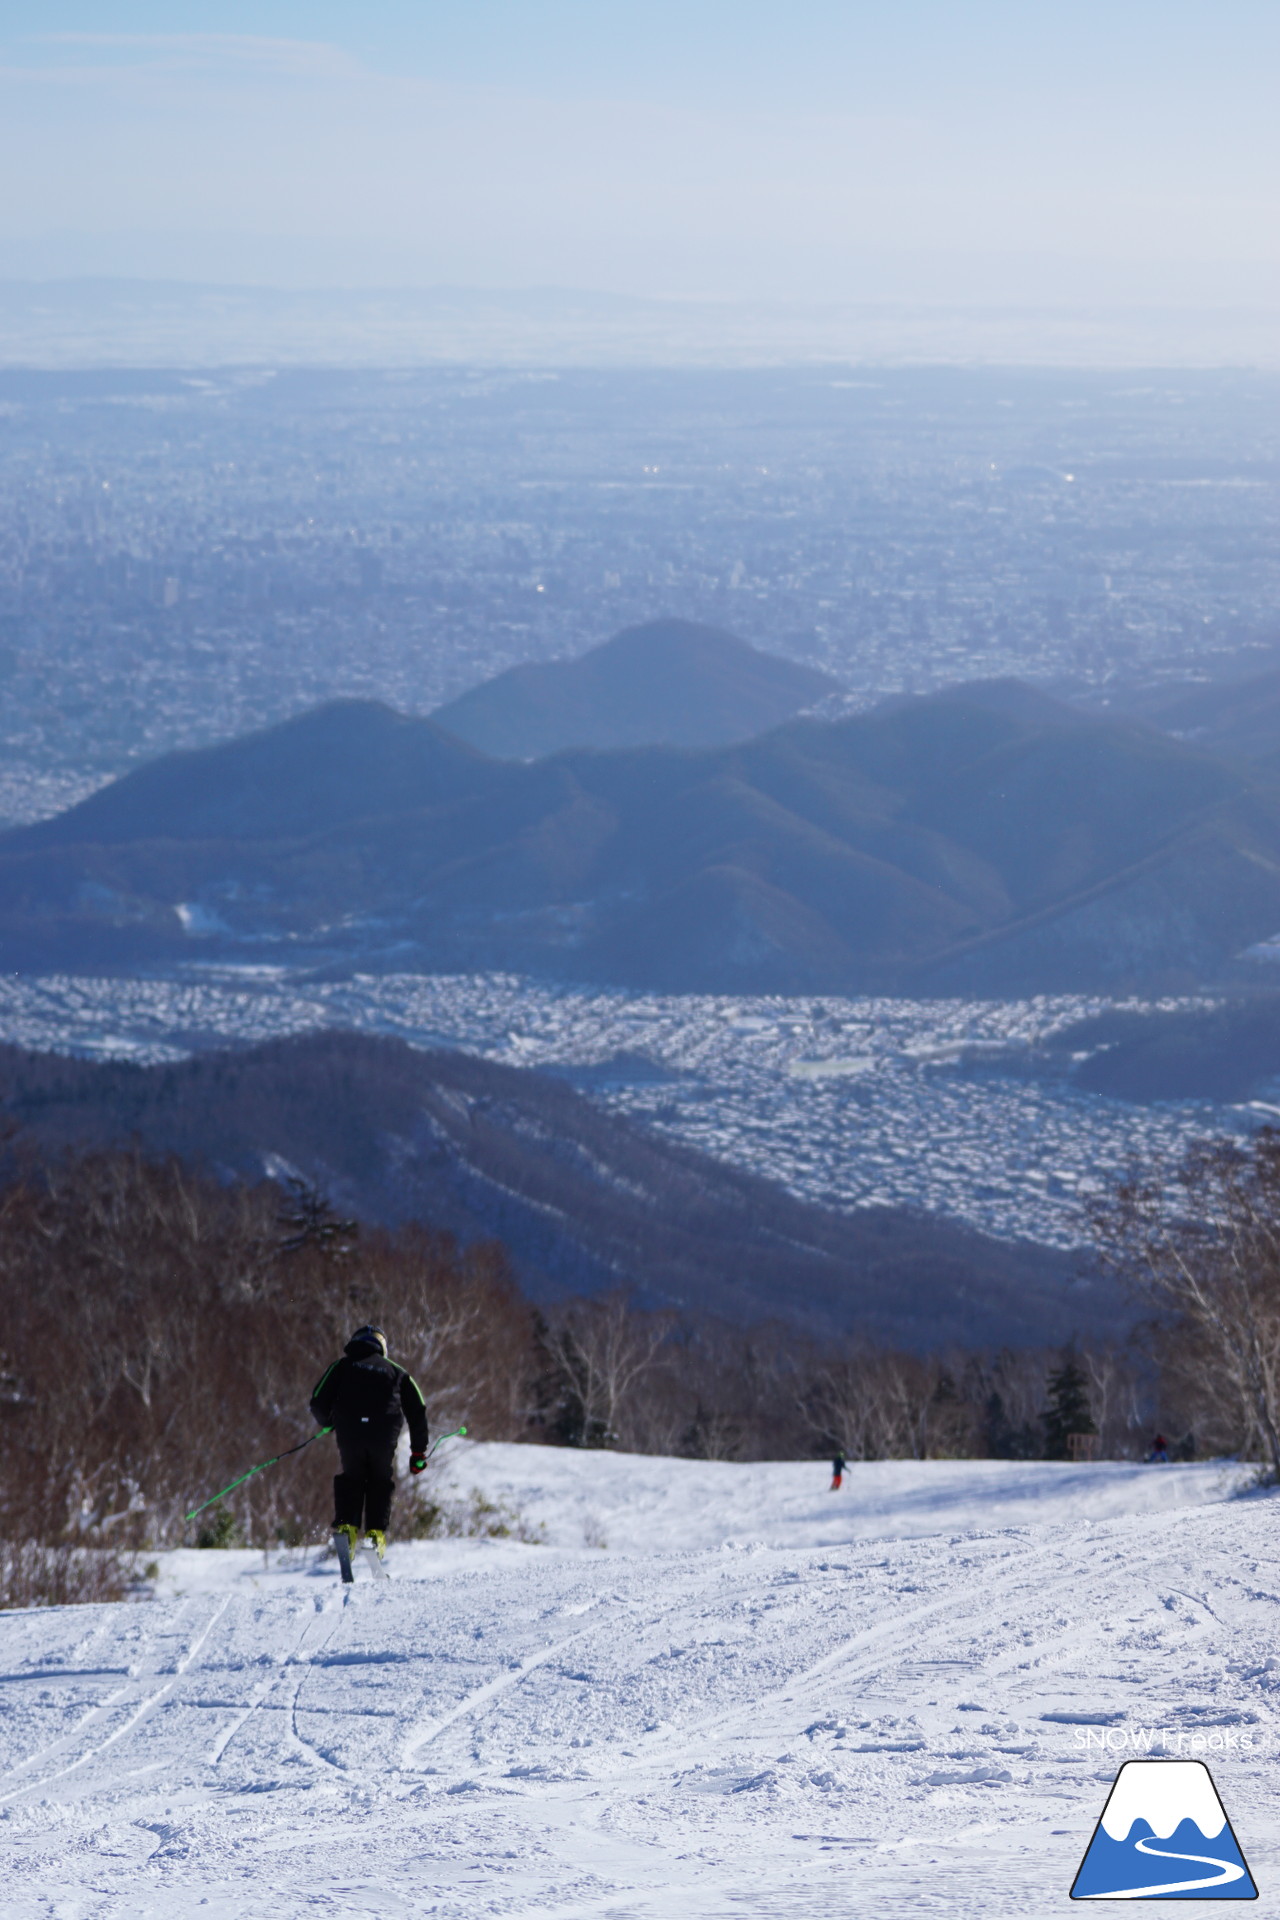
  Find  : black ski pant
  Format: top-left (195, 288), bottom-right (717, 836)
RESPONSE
top-left (333, 1426), bottom-right (399, 1533)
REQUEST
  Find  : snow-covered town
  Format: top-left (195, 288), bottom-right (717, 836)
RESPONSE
top-left (0, 969), bottom-right (1242, 1248)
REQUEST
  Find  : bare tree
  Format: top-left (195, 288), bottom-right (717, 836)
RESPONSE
top-left (1079, 1346), bottom-right (1146, 1458)
top-left (803, 1346), bottom-right (954, 1461)
top-left (0, 1147), bottom-right (542, 1573)
top-left (1088, 1131), bottom-right (1280, 1478)
top-left (541, 1291), bottom-right (673, 1449)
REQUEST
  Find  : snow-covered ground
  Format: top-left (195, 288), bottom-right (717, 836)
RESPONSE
top-left (2, 1449), bottom-right (1276, 1917)
top-left (433, 1441), bottom-right (1247, 1555)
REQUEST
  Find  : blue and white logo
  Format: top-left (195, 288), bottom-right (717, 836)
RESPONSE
top-left (1071, 1759), bottom-right (1257, 1899)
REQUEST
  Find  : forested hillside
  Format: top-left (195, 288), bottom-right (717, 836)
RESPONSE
top-left (0, 1028), bottom-right (1095, 1348)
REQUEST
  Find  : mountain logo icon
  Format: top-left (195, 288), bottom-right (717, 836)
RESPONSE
top-left (1071, 1759), bottom-right (1257, 1899)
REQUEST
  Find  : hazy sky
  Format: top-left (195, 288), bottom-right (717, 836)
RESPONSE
top-left (3, 2), bottom-right (1279, 305)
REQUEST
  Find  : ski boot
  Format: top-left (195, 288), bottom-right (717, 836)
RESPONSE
top-left (362, 1528), bottom-right (390, 1579)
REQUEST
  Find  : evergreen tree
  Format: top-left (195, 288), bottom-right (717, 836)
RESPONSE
top-left (1043, 1354), bottom-right (1096, 1460)
top-left (274, 1176), bottom-right (357, 1261)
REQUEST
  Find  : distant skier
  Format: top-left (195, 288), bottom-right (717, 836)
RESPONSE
top-left (1149, 1433), bottom-right (1170, 1464)
top-left (310, 1325), bottom-right (429, 1563)
top-left (830, 1450), bottom-right (848, 1491)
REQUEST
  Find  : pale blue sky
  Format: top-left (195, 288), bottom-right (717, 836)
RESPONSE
top-left (2, 2), bottom-right (1278, 303)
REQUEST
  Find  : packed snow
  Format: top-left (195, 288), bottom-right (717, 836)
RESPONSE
top-left (2, 1445), bottom-right (1276, 1917)
top-left (429, 1441), bottom-right (1247, 1556)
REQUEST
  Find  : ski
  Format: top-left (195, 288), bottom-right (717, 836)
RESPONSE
top-left (333, 1529), bottom-right (355, 1584)
top-left (361, 1540), bottom-right (390, 1581)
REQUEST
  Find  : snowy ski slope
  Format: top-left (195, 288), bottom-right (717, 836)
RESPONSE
top-left (428, 1442), bottom-right (1245, 1553)
top-left (1, 1451), bottom-right (1276, 1917)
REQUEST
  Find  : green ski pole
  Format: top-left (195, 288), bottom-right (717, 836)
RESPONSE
top-left (423, 1426), bottom-right (467, 1462)
top-left (185, 1424), bottom-right (466, 1526)
top-left (184, 1426), bottom-right (334, 1524)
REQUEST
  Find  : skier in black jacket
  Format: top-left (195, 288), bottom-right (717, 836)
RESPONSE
top-left (310, 1325), bottom-right (429, 1558)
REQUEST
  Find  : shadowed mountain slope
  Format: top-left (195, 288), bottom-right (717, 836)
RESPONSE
top-left (1133, 666), bottom-right (1280, 776)
top-left (1047, 994), bottom-right (1280, 1104)
top-left (0, 1029), bottom-right (1106, 1350)
top-left (431, 618), bottom-right (841, 757)
top-left (5, 680), bottom-right (1280, 993)
top-left (17, 700), bottom-right (505, 848)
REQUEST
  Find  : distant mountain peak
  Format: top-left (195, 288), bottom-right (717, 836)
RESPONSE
top-left (431, 618), bottom-right (842, 758)
top-left (868, 677), bottom-right (1090, 729)
top-left (10, 697), bottom-right (500, 849)
top-left (592, 618), bottom-right (797, 667)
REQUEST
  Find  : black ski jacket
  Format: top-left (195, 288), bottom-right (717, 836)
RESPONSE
top-left (310, 1335), bottom-right (429, 1453)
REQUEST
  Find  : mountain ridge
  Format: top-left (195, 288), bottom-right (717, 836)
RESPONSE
top-left (5, 668), bottom-right (1280, 994)
top-left (13, 698), bottom-right (503, 849)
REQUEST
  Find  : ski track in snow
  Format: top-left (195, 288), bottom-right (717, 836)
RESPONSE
top-left (2, 1460), bottom-right (1280, 1917)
